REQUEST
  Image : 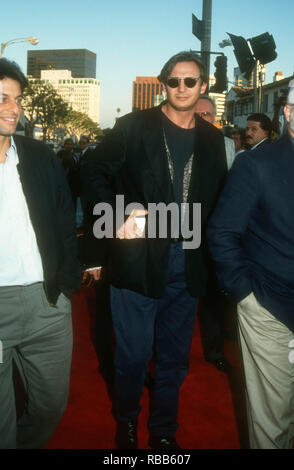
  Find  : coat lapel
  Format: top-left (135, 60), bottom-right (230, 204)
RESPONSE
top-left (188, 115), bottom-right (223, 203)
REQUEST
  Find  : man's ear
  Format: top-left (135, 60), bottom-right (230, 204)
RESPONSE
top-left (283, 104), bottom-right (290, 125)
top-left (200, 81), bottom-right (208, 94)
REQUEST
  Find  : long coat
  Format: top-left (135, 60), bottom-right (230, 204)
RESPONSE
top-left (82, 105), bottom-right (227, 298)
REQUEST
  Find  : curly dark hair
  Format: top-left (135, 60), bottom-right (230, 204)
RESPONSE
top-left (0, 58), bottom-right (28, 92)
top-left (247, 113), bottom-right (272, 135)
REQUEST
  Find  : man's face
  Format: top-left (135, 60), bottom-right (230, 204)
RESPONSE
top-left (194, 98), bottom-right (215, 124)
top-left (79, 138), bottom-right (88, 150)
top-left (284, 104), bottom-right (294, 138)
top-left (0, 78), bottom-right (22, 137)
top-left (246, 120), bottom-right (268, 147)
top-left (64, 140), bottom-right (74, 152)
top-left (164, 61), bottom-right (207, 112)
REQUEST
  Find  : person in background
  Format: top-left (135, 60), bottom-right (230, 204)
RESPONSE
top-left (57, 137), bottom-right (80, 208)
top-left (246, 113), bottom-right (272, 150)
top-left (231, 128), bottom-right (247, 156)
top-left (194, 95), bottom-right (235, 170)
top-left (75, 135), bottom-right (90, 230)
top-left (207, 83), bottom-right (294, 449)
top-left (194, 94), bottom-right (234, 373)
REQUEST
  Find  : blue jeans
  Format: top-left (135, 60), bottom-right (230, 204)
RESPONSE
top-left (110, 242), bottom-right (198, 437)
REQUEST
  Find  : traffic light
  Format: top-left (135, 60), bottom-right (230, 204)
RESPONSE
top-left (248, 33), bottom-right (277, 65)
top-left (227, 32), bottom-right (277, 80)
top-left (213, 55), bottom-right (227, 93)
top-left (227, 33), bottom-right (256, 80)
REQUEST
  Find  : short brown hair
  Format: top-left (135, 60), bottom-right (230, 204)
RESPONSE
top-left (158, 51), bottom-right (208, 86)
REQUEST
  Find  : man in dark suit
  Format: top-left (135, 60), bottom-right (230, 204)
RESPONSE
top-left (207, 85), bottom-right (294, 449)
top-left (57, 138), bottom-right (80, 209)
top-left (0, 58), bottom-right (81, 449)
top-left (194, 95), bottom-right (235, 372)
top-left (246, 113), bottom-right (272, 150)
top-left (82, 51), bottom-right (227, 449)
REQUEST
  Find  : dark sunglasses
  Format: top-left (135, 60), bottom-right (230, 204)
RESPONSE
top-left (166, 77), bottom-right (201, 88)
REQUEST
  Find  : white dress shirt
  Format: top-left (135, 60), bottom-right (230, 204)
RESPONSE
top-left (0, 137), bottom-right (44, 286)
top-left (224, 136), bottom-right (236, 170)
top-left (250, 138), bottom-right (268, 150)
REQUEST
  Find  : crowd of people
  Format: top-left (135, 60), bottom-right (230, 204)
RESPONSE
top-left (0, 52), bottom-right (293, 451)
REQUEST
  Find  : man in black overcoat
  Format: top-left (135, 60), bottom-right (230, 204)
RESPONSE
top-left (82, 51), bottom-right (227, 449)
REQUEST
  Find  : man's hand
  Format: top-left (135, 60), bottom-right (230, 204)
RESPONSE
top-left (84, 268), bottom-right (102, 282)
top-left (117, 209), bottom-right (147, 240)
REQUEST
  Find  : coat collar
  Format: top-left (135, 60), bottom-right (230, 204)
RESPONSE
top-left (12, 134), bottom-right (26, 167)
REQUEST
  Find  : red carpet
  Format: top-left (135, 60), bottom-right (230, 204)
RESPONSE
top-left (46, 286), bottom-right (247, 450)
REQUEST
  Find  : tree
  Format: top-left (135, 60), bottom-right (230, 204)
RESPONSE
top-left (23, 81), bottom-right (69, 141)
top-left (64, 109), bottom-right (103, 141)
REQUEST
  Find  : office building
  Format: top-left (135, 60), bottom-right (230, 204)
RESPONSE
top-left (226, 73), bottom-right (293, 128)
top-left (132, 77), bottom-right (164, 110)
top-left (36, 69), bottom-right (100, 124)
top-left (209, 92), bottom-right (226, 124)
top-left (234, 66), bottom-right (266, 89)
top-left (27, 49), bottom-right (96, 79)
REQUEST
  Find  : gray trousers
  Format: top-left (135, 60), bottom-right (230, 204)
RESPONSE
top-left (0, 282), bottom-right (73, 449)
top-left (238, 292), bottom-right (294, 449)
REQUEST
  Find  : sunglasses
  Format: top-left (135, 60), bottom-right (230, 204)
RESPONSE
top-left (166, 77), bottom-right (201, 88)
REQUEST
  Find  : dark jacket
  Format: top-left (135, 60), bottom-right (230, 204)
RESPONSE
top-left (81, 106), bottom-right (227, 298)
top-left (57, 149), bottom-right (81, 199)
top-left (14, 135), bottom-right (82, 304)
top-left (207, 133), bottom-right (294, 332)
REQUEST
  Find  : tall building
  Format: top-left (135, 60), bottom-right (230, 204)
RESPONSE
top-left (234, 66), bottom-right (266, 88)
top-left (132, 77), bottom-right (164, 111)
top-left (27, 49), bottom-right (96, 79)
top-left (209, 74), bottom-right (216, 89)
top-left (273, 71), bottom-right (284, 82)
top-left (34, 69), bottom-right (100, 124)
top-left (208, 92), bottom-right (226, 124)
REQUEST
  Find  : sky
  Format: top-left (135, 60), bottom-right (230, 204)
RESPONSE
top-left (2, 0), bottom-right (294, 129)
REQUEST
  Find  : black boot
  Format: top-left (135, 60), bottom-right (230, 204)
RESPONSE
top-left (148, 435), bottom-right (181, 449)
top-left (115, 420), bottom-right (138, 449)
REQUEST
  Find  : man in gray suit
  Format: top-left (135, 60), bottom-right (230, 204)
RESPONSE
top-left (0, 58), bottom-right (81, 449)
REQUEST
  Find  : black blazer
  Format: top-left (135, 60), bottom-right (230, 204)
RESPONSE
top-left (82, 106), bottom-right (227, 298)
top-left (14, 135), bottom-right (82, 304)
top-left (207, 133), bottom-right (294, 332)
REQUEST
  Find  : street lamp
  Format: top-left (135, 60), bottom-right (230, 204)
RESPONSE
top-left (1, 36), bottom-right (39, 57)
top-left (219, 39), bottom-right (232, 49)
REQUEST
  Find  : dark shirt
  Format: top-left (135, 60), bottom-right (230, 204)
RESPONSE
top-left (161, 112), bottom-right (195, 206)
